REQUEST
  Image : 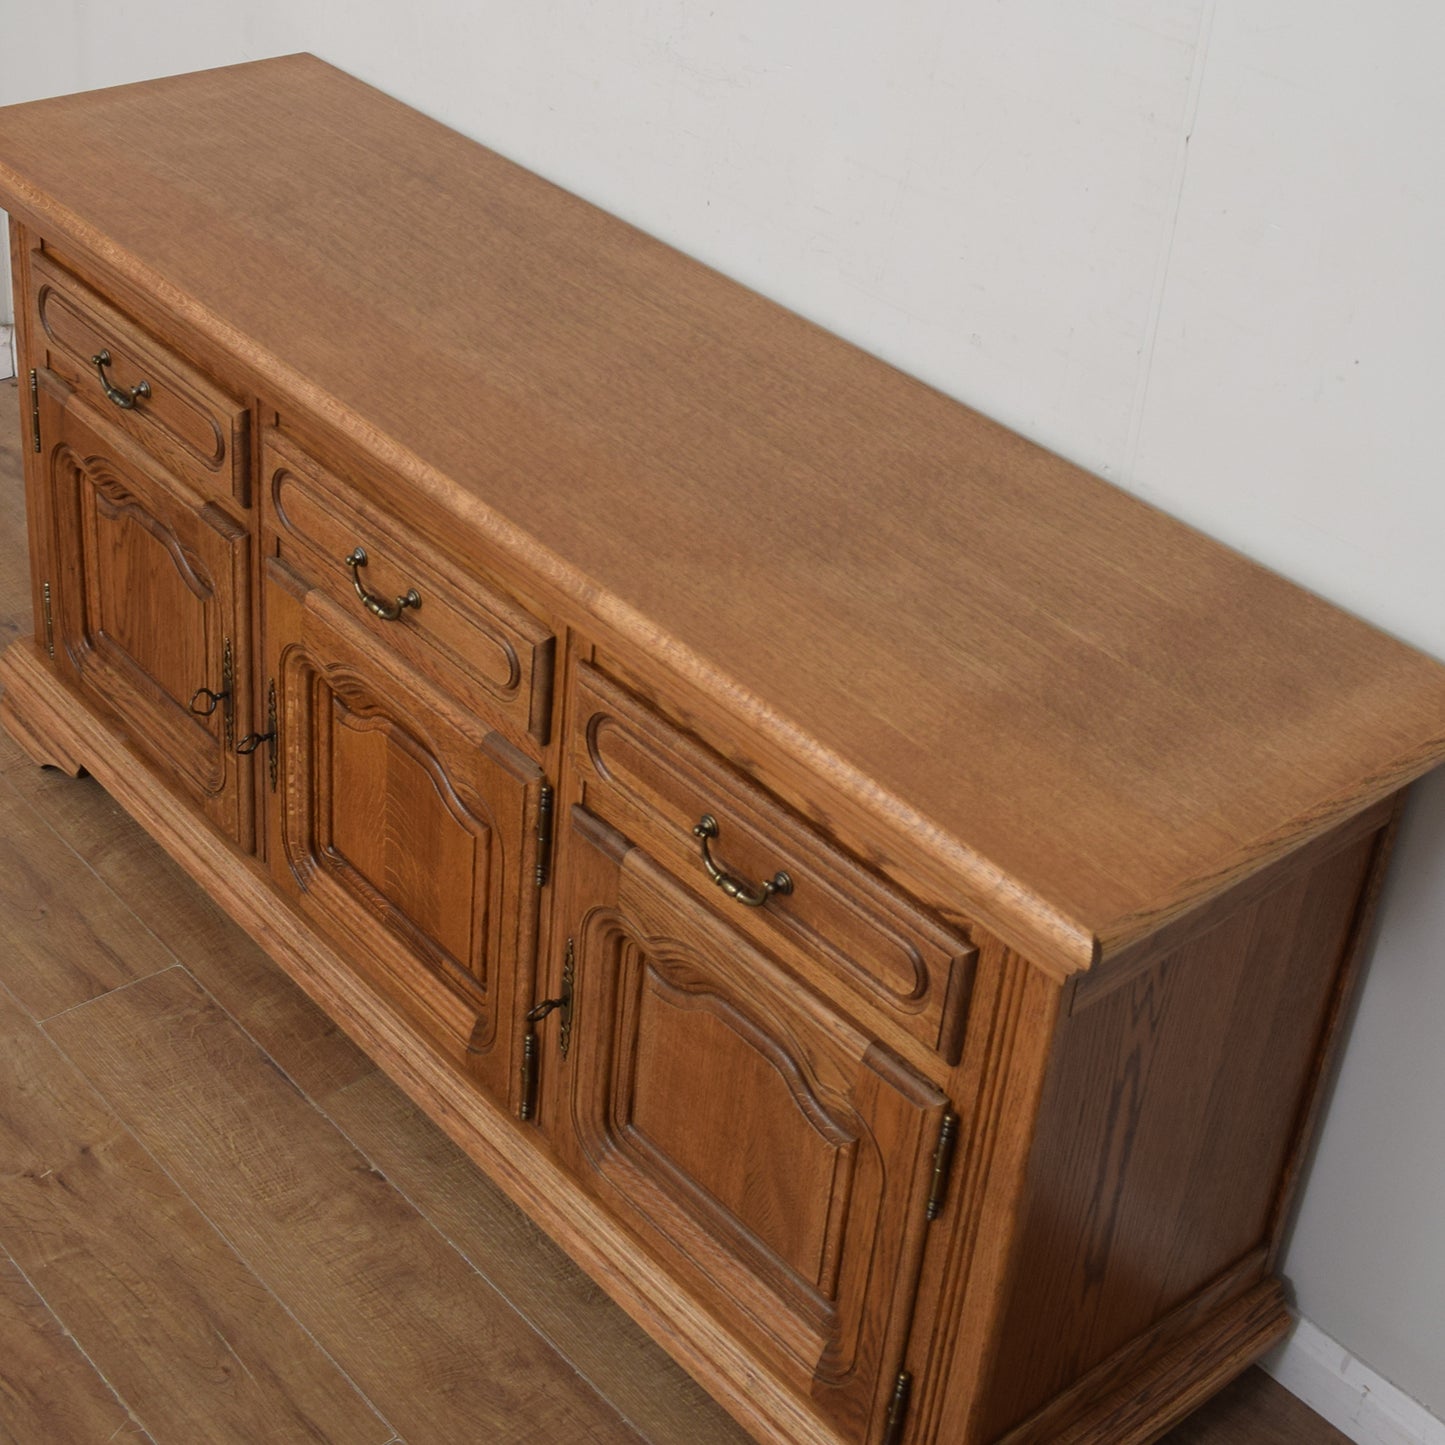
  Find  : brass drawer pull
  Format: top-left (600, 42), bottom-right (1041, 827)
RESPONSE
top-left (344, 546), bottom-right (421, 621)
top-left (692, 814), bottom-right (792, 908)
top-left (91, 349), bottom-right (151, 409)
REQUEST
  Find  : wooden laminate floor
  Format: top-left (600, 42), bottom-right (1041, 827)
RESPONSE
top-left (0, 375), bottom-right (1353, 1442)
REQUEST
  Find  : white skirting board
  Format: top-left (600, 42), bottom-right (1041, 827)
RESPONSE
top-left (0, 324), bottom-right (14, 380)
top-left (1263, 1318), bottom-right (1445, 1445)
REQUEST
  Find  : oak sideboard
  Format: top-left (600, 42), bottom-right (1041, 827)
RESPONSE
top-left (3, 54), bottom-right (1444, 1445)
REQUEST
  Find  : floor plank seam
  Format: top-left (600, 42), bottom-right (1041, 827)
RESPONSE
top-left (35, 961), bottom-right (192, 1027)
top-left (0, 1236), bottom-right (150, 1440)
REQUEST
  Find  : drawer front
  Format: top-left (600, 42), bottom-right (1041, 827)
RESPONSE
top-left (571, 663), bottom-right (975, 1063)
top-left (265, 429), bottom-right (555, 749)
top-left (30, 250), bottom-right (250, 504)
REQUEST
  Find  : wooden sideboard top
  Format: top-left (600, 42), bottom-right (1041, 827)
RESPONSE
top-left (4, 53), bottom-right (1443, 971)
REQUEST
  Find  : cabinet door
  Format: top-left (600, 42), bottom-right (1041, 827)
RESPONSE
top-left (263, 558), bottom-right (546, 1112)
top-left (550, 804), bottom-right (949, 1445)
top-left (39, 370), bottom-right (251, 843)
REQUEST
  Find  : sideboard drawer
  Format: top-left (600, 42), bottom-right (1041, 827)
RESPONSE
top-left (265, 428), bottom-right (555, 749)
top-left (571, 663), bottom-right (975, 1064)
top-left (29, 249), bottom-right (249, 505)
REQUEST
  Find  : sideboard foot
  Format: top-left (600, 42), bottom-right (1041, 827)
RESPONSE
top-left (0, 639), bottom-right (88, 778)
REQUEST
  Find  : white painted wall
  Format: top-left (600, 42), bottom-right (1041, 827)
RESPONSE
top-left (3, 1), bottom-right (1443, 1426)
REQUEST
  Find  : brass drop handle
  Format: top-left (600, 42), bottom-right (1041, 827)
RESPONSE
top-left (344, 546), bottom-right (421, 621)
top-left (189, 686), bottom-right (228, 717)
top-left (692, 815), bottom-right (792, 908)
top-left (91, 350), bottom-right (151, 410)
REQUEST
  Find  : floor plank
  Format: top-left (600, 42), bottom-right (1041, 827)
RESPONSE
top-left (1163, 1367), bottom-right (1352, 1444)
top-left (44, 966), bottom-right (646, 1445)
top-left (0, 979), bottom-right (392, 1443)
top-left (0, 773), bottom-right (176, 1019)
top-left (0, 726), bottom-right (375, 1102)
top-left (323, 1068), bottom-right (751, 1445)
top-left (0, 1247), bottom-right (150, 1443)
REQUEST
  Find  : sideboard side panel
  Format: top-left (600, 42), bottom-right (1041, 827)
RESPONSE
top-left (971, 816), bottom-right (1386, 1439)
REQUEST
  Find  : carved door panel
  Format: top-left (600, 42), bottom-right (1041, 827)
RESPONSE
top-left (549, 803), bottom-right (949, 1445)
top-left (262, 557), bottom-right (545, 1111)
top-left (39, 370), bottom-right (251, 843)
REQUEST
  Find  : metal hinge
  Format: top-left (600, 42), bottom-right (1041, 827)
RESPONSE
top-left (29, 369), bottom-right (41, 453)
top-left (265, 680), bottom-right (278, 791)
top-left (926, 1110), bottom-right (960, 1222)
top-left (221, 637), bottom-right (235, 748)
top-left (42, 581), bottom-right (54, 658)
top-left (519, 938), bottom-right (575, 1121)
top-left (882, 1370), bottom-right (912, 1445)
top-left (519, 1031), bottom-right (541, 1122)
top-left (534, 782), bottom-right (554, 887)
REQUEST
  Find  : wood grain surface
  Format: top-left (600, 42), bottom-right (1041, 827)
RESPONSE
top-left (4, 59), bottom-right (1445, 972)
top-left (0, 723), bottom-right (374, 1103)
top-left (0, 720), bottom-right (1348, 1445)
top-left (0, 628), bottom-right (838, 1445)
top-left (320, 1069), bottom-right (750, 1445)
top-left (0, 110), bottom-right (1386, 1445)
